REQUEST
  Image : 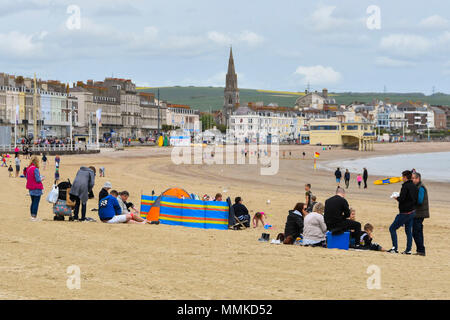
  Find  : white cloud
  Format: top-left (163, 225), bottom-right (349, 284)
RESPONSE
top-left (294, 65), bottom-right (341, 85)
top-left (0, 31), bottom-right (44, 58)
top-left (419, 15), bottom-right (449, 29)
top-left (207, 30), bottom-right (264, 47)
top-left (375, 57), bottom-right (416, 68)
top-left (380, 34), bottom-right (432, 57)
top-left (238, 31), bottom-right (264, 46)
top-left (305, 5), bottom-right (352, 32)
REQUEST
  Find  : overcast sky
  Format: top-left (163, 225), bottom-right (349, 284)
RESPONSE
top-left (0, 0), bottom-right (449, 94)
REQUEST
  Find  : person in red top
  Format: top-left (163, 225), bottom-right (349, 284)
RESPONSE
top-left (25, 156), bottom-right (44, 221)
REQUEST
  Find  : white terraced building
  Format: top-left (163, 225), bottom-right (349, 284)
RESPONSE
top-left (229, 104), bottom-right (306, 143)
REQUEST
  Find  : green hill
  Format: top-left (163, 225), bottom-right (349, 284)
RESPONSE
top-left (137, 87), bottom-right (450, 112)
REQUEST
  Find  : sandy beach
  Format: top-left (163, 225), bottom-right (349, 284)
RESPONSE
top-left (0, 142), bottom-right (449, 300)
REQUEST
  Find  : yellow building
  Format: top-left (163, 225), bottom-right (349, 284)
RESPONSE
top-left (309, 119), bottom-right (376, 151)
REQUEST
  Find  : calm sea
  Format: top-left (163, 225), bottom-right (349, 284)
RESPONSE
top-left (322, 152), bottom-right (450, 183)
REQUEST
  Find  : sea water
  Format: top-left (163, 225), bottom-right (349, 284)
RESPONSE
top-left (322, 152), bottom-right (450, 183)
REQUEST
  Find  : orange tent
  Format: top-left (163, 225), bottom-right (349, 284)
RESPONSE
top-left (145, 188), bottom-right (191, 221)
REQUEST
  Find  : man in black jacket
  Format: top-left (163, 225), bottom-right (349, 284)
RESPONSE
top-left (388, 170), bottom-right (418, 254)
top-left (324, 187), bottom-right (361, 246)
top-left (412, 172), bottom-right (429, 256)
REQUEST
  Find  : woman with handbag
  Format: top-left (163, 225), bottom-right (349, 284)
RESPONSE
top-left (25, 156), bottom-right (44, 222)
top-left (69, 166), bottom-right (96, 221)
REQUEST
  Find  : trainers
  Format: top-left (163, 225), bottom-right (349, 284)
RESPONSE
top-left (387, 247), bottom-right (398, 254)
top-left (401, 250), bottom-right (412, 255)
top-left (30, 217), bottom-right (41, 222)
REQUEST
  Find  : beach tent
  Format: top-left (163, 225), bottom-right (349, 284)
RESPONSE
top-left (140, 188), bottom-right (230, 230)
top-left (141, 188), bottom-right (191, 221)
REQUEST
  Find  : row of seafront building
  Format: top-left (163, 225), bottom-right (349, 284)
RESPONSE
top-left (0, 72), bottom-right (200, 144)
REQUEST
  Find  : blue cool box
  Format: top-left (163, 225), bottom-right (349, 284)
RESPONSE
top-left (326, 231), bottom-right (350, 250)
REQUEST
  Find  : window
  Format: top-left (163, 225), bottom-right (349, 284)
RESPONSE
top-left (310, 125), bottom-right (339, 131)
top-left (346, 125), bottom-right (358, 130)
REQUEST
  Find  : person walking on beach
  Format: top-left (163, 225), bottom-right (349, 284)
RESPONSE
top-left (334, 168), bottom-right (342, 186)
top-left (25, 156), bottom-right (44, 222)
top-left (69, 166), bottom-right (96, 222)
top-left (387, 170), bottom-right (417, 254)
top-left (363, 168), bottom-right (368, 189)
top-left (344, 169), bottom-right (351, 189)
top-left (412, 172), bottom-right (429, 256)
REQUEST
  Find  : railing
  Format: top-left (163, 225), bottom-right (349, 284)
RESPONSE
top-left (0, 144), bottom-right (100, 153)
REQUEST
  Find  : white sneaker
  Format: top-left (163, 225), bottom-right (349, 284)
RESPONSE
top-left (30, 217), bottom-right (41, 222)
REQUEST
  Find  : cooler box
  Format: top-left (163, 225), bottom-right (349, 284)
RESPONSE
top-left (326, 231), bottom-right (350, 250)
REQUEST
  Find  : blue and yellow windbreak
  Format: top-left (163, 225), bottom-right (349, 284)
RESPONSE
top-left (140, 195), bottom-right (229, 230)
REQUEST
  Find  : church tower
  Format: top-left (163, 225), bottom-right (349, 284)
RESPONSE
top-left (223, 47), bottom-right (240, 127)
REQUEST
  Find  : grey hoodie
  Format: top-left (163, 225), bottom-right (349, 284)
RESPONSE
top-left (70, 167), bottom-right (95, 204)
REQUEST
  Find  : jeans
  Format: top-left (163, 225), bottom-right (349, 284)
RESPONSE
top-left (71, 195), bottom-right (87, 220)
top-left (413, 217), bottom-right (425, 254)
top-left (389, 211), bottom-right (416, 252)
top-left (30, 195), bottom-right (41, 217)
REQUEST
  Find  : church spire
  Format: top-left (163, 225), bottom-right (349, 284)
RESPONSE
top-left (225, 46), bottom-right (238, 91)
top-left (228, 46), bottom-right (236, 75)
top-left (223, 47), bottom-right (239, 127)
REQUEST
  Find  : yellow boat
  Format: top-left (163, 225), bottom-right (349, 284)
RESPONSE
top-left (374, 177), bottom-right (403, 185)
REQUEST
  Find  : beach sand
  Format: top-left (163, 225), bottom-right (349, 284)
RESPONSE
top-left (0, 142), bottom-right (449, 300)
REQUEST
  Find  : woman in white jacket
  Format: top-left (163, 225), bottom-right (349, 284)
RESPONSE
top-left (302, 202), bottom-right (327, 247)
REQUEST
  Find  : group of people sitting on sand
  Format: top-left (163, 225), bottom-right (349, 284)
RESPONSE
top-left (275, 187), bottom-right (383, 252)
top-left (271, 169), bottom-right (429, 256)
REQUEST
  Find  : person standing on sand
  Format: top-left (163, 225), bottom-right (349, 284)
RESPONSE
top-left (412, 172), bottom-right (429, 256)
top-left (344, 169), bottom-right (351, 189)
top-left (42, 153), bottom-right (47, 170)
top-left (357, 174), bottom-right (362, 189)
top-left (305, 184), bottom-right (313, 212)
top-left (15, 155), bottom-right (20, 178)
top-left (363, 168), bottom-right (368, 189)
top-left (70, 166), bottom-right (96, 222)
top-left (334, 168), bottom-right (342, 186)
top-left (25, 156), bottom-right (44, 222)
top-left (387, 170), bottom-right (417, 255)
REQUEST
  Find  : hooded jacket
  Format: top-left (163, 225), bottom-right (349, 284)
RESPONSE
top-left (284, 210), bottom-right (304, 240)
top-left (70, 167), bottom-right (95, 204)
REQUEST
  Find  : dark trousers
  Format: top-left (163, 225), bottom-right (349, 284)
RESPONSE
top-left (389, 211), bottom-right (416, 252)
top-left (71, 195), bottom-right (87, 220)
top-left (345, 179), bottom-right (350, 188)
top-left (412, 217), bottom-right (425, 254)
top-left (329, 220), bottom-right (361, 244)
top-left (363, 178), bottom-right (368, 188)
top-left (30, 195), bottom-right (41, 217)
